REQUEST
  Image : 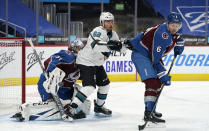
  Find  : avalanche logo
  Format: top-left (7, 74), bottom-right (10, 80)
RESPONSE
top-left (177, 6), bottom-right (209, 32)
top-left (162, 32), bottom-right (168, 39)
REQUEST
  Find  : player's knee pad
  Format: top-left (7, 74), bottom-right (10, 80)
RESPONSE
top-left (96, 76), bottom-right (110, 87)
top-left (97, 78), bottom-right (110, 86)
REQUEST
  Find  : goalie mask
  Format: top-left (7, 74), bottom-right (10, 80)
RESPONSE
top-left (68, 39), bottom-right (84, 56)
top-left (99, 12), bottom-right (114, 27)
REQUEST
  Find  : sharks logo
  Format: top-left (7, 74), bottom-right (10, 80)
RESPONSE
top-left (177, 6), bottom-right (209, 34)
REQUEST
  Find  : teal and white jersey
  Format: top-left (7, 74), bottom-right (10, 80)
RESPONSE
top-left (76, 26), bottom-right (119, 66)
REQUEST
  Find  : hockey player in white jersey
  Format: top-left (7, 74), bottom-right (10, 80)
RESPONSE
top-left (65, 12), bottom-right (123, 119)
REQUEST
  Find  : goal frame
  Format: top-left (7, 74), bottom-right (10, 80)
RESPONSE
top-left (0, 37), bottom-right (26, 104)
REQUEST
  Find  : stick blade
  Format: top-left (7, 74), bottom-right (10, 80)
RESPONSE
top-left (138, 124), bottom-right (146, 130)
top-left (138, 121), bottom-right (166, 130)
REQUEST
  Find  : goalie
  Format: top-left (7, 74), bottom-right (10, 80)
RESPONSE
top-left (12, 39), bottom-right (91, 121)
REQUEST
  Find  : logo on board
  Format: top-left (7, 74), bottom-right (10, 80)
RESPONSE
top-left (177, 6), bottom-right (209, 32)
top-left (0, 52), bottom-right (15, 70)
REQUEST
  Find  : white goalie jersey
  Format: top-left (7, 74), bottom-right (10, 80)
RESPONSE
top-left (76, 26), bottom-right (119, 66)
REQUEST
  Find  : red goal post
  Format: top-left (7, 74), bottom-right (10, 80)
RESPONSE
top-left (0, 37), bottom-right (26, 104)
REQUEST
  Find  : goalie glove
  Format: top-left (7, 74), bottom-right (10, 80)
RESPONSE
top-left (43, 67), bottom-right (66, 95)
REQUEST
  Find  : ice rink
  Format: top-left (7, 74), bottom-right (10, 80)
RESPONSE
top-left (1, 81), bottom-right (209, 131)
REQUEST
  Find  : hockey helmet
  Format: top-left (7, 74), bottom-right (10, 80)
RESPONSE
top-left (99, 12), bottom-right (114, 26)
top-left (167, 12), bottom-right (182, 24)
top-left (68, 39), bottom-right (84, 55)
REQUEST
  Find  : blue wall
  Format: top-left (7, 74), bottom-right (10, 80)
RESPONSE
top-left (40, 0), bottom-right (109, 3)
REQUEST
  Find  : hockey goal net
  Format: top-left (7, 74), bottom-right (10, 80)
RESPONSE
top-left (0, 37), bottom-right (25, 106)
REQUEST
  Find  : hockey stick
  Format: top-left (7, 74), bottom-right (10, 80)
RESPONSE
top-left (89, 33), bottom-right (132, 49)
top-left (89, 33), bottom-right (109, 45)
top-left (138, 54), bottom-right (177, 130)
top-left (89, 33), bottom-right (120, 46)
top-left (28, 39), bottom-right (72, 121)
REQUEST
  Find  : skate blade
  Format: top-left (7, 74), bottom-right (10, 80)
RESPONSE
top-left (146, 121), bottom-right (166, 128)
top-left (94, 112), bottom-right (112, 117)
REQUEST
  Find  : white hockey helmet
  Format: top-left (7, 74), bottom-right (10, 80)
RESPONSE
top-left (99, 12), bottom-right (114, 26)
top-left (68, 39), bottom-right (84, 55)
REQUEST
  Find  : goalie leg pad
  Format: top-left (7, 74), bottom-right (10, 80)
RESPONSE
top-left (38, 74), bottom-right (52, 102)
top-left (16, 99), bottom-right (71, 121)
top-left (80, 99), bottom-right (91, 115)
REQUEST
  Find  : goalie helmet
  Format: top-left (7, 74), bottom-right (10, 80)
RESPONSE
top-left (68, 39), bottom-right (84, 55)
top-left (167, 12), bottom-right (182, 24)
top-left (99, 12), bottom-right (114, 26)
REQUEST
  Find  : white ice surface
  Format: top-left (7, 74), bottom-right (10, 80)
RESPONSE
top-left (1, 81), bottom-right (209, 131)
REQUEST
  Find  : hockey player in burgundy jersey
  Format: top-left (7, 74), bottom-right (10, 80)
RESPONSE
top-left (124, 12), bottom-right (185, 125)
top-left (11, 39), bottom-right (91, 121)
top-left (38, 46), bottom-right (80, 102)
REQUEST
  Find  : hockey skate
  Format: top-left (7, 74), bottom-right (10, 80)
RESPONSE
top-left (143, 111), bottom-right (166, 128)
top-left (154, 111), bottom-right (162, 118)
top-left (94, 100), bottom-right (112, 116)
top-left (11, 112), bottom-right (25, 121)
top-left (144, 111), bottom-right (165, 123)
top-left (145, 105), bottom-right (162, 118)
top-left (65, 103), bottom-right (86, 120)
top-left (73, 110), bottom-right (86, 119)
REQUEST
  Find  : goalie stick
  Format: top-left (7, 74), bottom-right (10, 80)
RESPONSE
top-left (138, 54), bottom-right (177, 130)
top-left (28, 39), bottom-right (72, 121)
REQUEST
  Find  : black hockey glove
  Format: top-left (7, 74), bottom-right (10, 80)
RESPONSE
top-left (107, 40), bottom-right (122, 52)
top-left (123, 39), bottom-right (133, 50)
top-left (102, 52), bottom-right (111, 58)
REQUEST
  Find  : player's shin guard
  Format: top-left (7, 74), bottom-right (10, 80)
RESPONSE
top-left (144, 78), bottom-right (163, 118)
top-left (96, 85), bottom-right (110, 106)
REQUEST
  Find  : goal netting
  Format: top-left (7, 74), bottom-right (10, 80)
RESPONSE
top-left (0, 37), bottom-right (25, 106)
